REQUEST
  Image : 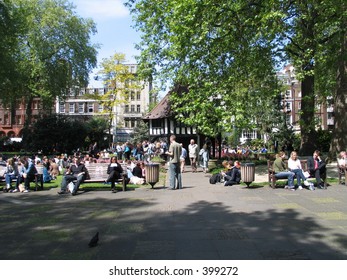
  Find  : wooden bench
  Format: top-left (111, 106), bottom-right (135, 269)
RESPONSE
top-left (1, 164), bottom-right (44, 191)
top-left (268, 159), bottom-right (326, 189)
top-left (337, 162), bottom-right (346, 185)
top-left (81, 162), bottom-right (128, 191)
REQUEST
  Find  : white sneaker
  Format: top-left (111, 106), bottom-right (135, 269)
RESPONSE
top-left (23, 190), bottom-right (29, 193)
top-left (298, 186), bottom-right (303, 190)
top-left (309, 183), bottom-right (315, 191)
top-left (304, 180), bottom-right (310, 186)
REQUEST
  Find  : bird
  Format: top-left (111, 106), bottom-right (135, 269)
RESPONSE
top-left (88, 232), bottom-right (99, 248)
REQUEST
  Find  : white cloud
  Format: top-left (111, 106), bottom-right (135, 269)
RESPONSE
top-left (72, 0), bottom-right (129, 20)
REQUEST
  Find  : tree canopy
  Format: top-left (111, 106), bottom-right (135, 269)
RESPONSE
top-left (126, 0), bottom-right (347, 155)
top-left (0, 0), bottom-right (98, 107)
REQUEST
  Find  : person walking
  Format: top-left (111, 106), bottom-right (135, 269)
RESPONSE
top-left (188, 139), bottom-right (198, 172)
top-left (180, 144), bottom-right (187, 173)
top-left (199, 144), bottom-right (209, 173)
top-left (166, 135), bottom-right (182, 190)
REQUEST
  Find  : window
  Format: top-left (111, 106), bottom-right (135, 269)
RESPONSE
top-left (59, 103), bottom-right (65, 113)
top-left (136, 92), bottom-right (141, 100)
top-left (16, 115), bottom-right (22, 125)
top-left (78, 103), bottom-right (84, 113)
top-left (124, 105), bottom-right (129, 113)
top-left (152, 119), bottom-right (162, 128)
top-left (131, 119), bottom-right (136, 127)
top-left (98, 104), bottom-right (103, 112)
top-left (242, 129), bottom-right (257, 140)
top-left (136, 105), bottom-right (141, 112)
top-left (130, 91), bottom-right (135, 101)
top-left (131, 105), bottom-right (135, 112)
top-left (69, 103), bottom-right (75, 113)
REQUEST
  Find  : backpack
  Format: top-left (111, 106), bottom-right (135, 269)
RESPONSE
top-left (209, 173), bottom-right (222, 184)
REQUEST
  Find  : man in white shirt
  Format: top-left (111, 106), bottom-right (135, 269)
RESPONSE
top-left (188, 139), bottom-right (198, 172)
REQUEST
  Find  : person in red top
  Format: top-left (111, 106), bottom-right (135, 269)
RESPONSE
top-left (307, 150), bottom-right (326, 189)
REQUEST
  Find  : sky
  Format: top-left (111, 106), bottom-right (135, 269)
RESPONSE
top-left (70, 0), bottom-right (141, 88)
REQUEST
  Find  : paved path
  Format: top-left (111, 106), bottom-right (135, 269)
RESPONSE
top-left (0, 163), bottom-right (346, 260)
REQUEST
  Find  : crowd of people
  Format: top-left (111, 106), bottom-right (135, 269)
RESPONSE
top-left (2, 139), bottom-right (347, 194)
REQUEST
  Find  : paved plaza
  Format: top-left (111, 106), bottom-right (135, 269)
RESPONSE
top-left (0, 163), bottom-right (347, 260)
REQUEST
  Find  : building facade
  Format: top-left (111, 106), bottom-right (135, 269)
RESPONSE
top-left (56, 64), bottom-right (152, 143)
top-left (276, 64), bottom-right (334, 132)
top-left (0, 97), bottom-right (46, 138)
top-left (0, 64), bottom-right (152, 143)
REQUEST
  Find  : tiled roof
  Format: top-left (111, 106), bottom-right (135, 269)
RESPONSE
top-left (143, 93), bottom-right (172, 119)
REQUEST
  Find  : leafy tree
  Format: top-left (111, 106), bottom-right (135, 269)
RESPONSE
top-left (130, 120), bottom-right (149, 144)
top-left (2, 0), bottom-right (98, 141)
top-left (85, 117), bottom-right (109, 150)
top-left (86, 52), bottom-right (141, 146)
top-left (125, 0), bottom-right (285, 139)
top-left (126, 0), bottom-right (347, 156)
top-left (0, 0), bottom-right (18, 95)
top-left (24, 114), bottom-right (88, 154)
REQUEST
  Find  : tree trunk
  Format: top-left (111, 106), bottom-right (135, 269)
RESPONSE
top-left (330, 25), bottom-right (347, 157)
top-left (299, 72), bottom-right (316, 155)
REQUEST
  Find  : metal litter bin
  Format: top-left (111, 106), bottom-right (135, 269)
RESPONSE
top-left (241, 162), bottom-right (255, 187)
top-left (145, 163), bottom-right (160, 188)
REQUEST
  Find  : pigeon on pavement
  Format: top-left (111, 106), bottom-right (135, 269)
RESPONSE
top-left (88, 232), bottom-right (99, 248)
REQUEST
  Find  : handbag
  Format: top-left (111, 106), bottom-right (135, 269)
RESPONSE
top-left (68, 182), bottom-right (75, 193)
top-left (303, 171), bottom-right (310, 178)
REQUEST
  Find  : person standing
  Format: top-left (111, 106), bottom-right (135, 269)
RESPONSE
top-left (199, 144), bottom-right (209, 173)
top-left (188, 139), bottom-right (198, 172)
top-left (180, 144), bottom-right (187, 173)
top-left (166, 135), bottom-right (182, 190)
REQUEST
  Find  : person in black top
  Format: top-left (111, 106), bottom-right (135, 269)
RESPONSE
top-left (307, 150), bottom-right (326, 189)
top-left (58, 157), bottom-right (88, 196)
top-left (106, 156), bottom-right (123, 193)
top-left (222, 161), bottom-right (241, 186)
top-left (132, 162), bottom-right (143, 178)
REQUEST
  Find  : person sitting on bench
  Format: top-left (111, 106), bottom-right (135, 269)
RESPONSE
top-left (105, 156), bottom-right (123, 193)
top-left (307, 150), bottom-right (326, 189)
top-left (58, 156), bottom-right (88, 196)
top-left (273, 151), bottom-right (295, 189)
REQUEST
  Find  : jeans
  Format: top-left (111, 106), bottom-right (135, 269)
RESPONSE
top-left (61, 174), bottom-right (84, 193)
top-left (291, 169), bottom-right (306, 186)
top-left (5, 174), bottom-right (17, 187)
top-left (169, 162), bottom-right (182, 189)
top-left (275, 171), bottom-right (295, 186)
